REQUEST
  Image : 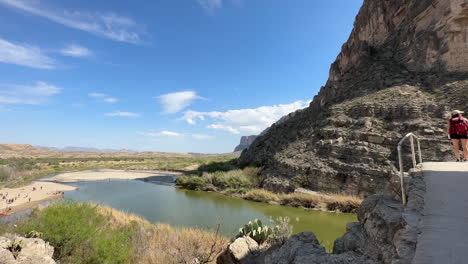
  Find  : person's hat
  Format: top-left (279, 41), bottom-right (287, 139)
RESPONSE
top-left (452, 110), bottom-right (464, 116)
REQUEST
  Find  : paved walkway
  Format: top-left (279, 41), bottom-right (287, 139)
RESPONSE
top-left (413, 162), bottom-right (468, 264)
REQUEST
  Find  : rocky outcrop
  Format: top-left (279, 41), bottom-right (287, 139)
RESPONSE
top-left (218, 171), bottom-right (425, 264)
top-left (333, 170), bottom-right (424, 264)
top-left (218, 232), bottom-right (377, 264)
top-left (0, 235), bottom-right (55, 264)
top-left (240, 0), bottom-right (468, 195)
top-left (234, 136), bottom-right (257, 152)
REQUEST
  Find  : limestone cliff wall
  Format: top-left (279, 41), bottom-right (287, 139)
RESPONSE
top-left (240, 0), bottom-right (468, 195)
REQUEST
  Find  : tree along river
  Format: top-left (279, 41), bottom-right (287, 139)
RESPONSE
top-left (63, 179), bottom-right (356, 250)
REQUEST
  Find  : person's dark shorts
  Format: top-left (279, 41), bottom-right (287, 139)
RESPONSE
top-left (450, 134), bottom-right (468, 139)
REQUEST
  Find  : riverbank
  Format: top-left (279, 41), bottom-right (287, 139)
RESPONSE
top-left (0, 202), bottom-right (229, 264)
top-left (0, 181), bottom-right (76, 214)
top-left (43, 169), bottom-right (180, 183)
top-left (176, 169), bottom-right (363, 213)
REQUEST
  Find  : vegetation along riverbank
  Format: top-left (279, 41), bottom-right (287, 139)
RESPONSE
top-left (176, 163), bottom-right (363, 213)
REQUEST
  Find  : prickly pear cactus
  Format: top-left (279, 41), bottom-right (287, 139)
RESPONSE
top-left (236, 218), bottom-right (273, 244)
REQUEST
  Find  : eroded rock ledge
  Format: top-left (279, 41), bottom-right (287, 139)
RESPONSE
top-left (218, 171), bottom-right (425, 264)
top-left (0, 235), bottom-right (55, 264)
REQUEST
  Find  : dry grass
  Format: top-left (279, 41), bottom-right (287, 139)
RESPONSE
top-left (132, 223), bottom-right (229, 264)
top-left (97, 205), bottom-right (229, 264)
top-left (244, 189), bottom-right (363, 213)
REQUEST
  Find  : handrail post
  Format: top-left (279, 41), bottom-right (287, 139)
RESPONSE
top-left (410, 136), bottom-right (417, 168)
top-left (417, 138), bottom-right (423, 164)
top-left (397, 144), bottom-right (407, 205)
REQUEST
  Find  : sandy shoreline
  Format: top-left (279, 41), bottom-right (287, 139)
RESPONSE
top-left (0, 182), bottom-right (77, 214)
top-left (0, 169), bottom-right (181, 215)
top-left (43, 169), bottom-right (181, 183)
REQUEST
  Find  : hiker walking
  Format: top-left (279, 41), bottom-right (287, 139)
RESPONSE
top-left (448, 110), bottom-right (468, 162)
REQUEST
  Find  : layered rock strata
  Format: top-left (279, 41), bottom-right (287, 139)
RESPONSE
top-left (240, 0), bottom-right (468, 195)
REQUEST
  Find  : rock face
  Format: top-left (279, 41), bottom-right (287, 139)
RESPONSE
top-left (0, 235), bottom-right (55, 264)
top-left (234, 136), bottom-right (257, 152)
top-left (333, 170), bottom-right (425, 264)
top-left (218, 172), bottom-right (425, 264)
top-left (240, 0), bottom-right (468, 195)
top-left (218, 232), bottom-right (377, 264)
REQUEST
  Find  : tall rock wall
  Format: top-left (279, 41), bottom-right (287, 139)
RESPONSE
top-left (240, 0), bottom-right (468, 195)
top-left (234, 136), bottom-right (258, 152)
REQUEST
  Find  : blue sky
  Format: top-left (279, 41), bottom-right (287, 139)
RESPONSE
top-left (0, 0), bottom-right (362, 153)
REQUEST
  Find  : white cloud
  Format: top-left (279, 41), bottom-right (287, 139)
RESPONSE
top-left (0, 0), bottom-right (144, 44)
top-left (157, 91), bottom-right (203, 114)
top-left (191, 134), bottom-right (213, 140)
top-left (197, 0), bottom-right (223, 13)
top-left (137, 131), bottom-right (212, 140)
top-left (138, 130), bottom-right (184, 137)
top-left (0, 38), bottom-right (56, 69)
top-left (104, 111), bottom-right (140, 117)
top-left (183, 100), bottom-right (310, 135)
top-left (0, 81), bottom-right (62, 104)
top-left (88, 92), bottom-right (106, 98)
top-left (60, 44), bottom-right (92, 57)
top-left (103, 97), bottom-right (118, 103)
top-left (88, 92), bottom-right (118, 103)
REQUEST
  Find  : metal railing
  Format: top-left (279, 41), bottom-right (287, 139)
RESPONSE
top-left (397, 133), bottom-right (423, 204)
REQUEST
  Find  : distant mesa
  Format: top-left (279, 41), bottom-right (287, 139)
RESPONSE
top-left (234, 135), bottom-right (257, 152)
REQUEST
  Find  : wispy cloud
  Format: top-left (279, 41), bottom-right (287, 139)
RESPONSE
top-left (138, 130), bottom-right (183, 137)
top-left (88, 92), bottom-right (118, 103)
top-left (103, 97), bottom-right (118, 103)
top-left (0, 0), bottom-right (145, 44)
top-left (138, 131), bottom-right (213, 140)
top-left (0, 38), bottom-right (56, 69)
top-left (197, 0), bottom-right (223, 14)
top-left (183, 100), bottom-right (310, 134)
top-left (157, 91), bottom-right (204, 114)
top-left (0, 81), bottom-right (62, 104)
top-left (191, 134), bottom-right (213, 140)
top-left (60, 44), bottom-right (92, 57)
top-left (104, 111), bottom-right (140, 117)
top-left (88, 92), bottom-right (106, 98)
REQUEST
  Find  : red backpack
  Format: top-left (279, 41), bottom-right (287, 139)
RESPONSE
top-left (450, 117), bottom-right (468, 136)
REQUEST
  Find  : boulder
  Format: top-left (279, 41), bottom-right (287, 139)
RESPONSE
top-left (0, 235), bottom-right (55, 264)
top-left (217, 236), bottom-right (259, 264)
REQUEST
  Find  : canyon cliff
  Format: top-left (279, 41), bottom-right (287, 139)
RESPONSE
top-left (234, 136), bottom-right (258, 152)
top-left (240, 0), bottom-right (468, 196)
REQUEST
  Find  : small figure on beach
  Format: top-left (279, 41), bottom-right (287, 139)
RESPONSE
top-left (448, 110), bottom-right (468, 162)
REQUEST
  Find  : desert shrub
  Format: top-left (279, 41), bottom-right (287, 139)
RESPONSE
top-left (17, 202), bottom-right (132, 264)
top-left (280, 193), bottom-right (321, 208)
top-left (323, 193), bottom-right (362, 213)
top-left (197, 159), bottom-right (238, 173)
top-left (0, 169), bottom-right (9, 182)
top-left (176, 176), bottom-right (208, 190)
top-left (243, 189), bottom-right (280, 202)
top-left (209, 170), bottom-right (253, 189)
top-left (267, 216), bottom-right (293, 246)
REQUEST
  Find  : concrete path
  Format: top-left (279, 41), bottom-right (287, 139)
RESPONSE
top-left (413, 162), bottom-right (468, 264)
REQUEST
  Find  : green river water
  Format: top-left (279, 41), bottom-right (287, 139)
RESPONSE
top-left (63, 179), bottom-right (356, 250)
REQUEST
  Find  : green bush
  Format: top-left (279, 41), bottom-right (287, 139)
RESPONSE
top-left (210, 170), bottom-right (253, 189)
top-left (176, 176), bottom-right (208, 190)
top-left (0, 169), bottom-right (9, 182)
top-left (197, 159), bottom-right (238, 173)
top-left (17, 202), bottom-right (132, 264)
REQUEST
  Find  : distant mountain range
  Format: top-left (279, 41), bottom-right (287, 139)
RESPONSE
top-left (35, 146), bottom-right (137, 153)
